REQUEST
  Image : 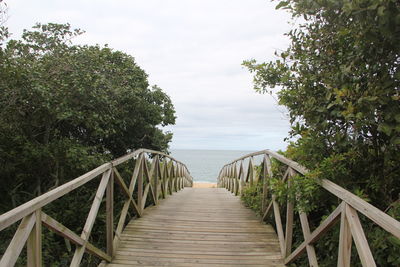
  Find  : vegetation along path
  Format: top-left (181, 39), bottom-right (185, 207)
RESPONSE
top-left (103, 188), bottom-right (283, 267)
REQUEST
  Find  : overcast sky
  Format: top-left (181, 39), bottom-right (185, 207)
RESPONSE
top-left (6, 0), bottom-right (293, 151)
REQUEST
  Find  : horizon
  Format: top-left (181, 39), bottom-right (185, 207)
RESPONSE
top-left (7, 0), bottom-right (292, 151)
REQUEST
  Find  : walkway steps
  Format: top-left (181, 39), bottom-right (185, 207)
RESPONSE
top-left (105, 188), bottom-right (284, 266)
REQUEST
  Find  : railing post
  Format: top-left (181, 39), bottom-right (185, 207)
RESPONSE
top-left (153, 156), bottom-right (159, 204)
top-left (161, 161), bottom-right (167, 198)
top-left (137, 153), bottom-right (144, 214)
top-left (261, 154), bottom-right (269, 213)
top-left (285, 168), bottom-right (295, 257)
top-left (338, 202), bottom-right (352, 267)
top-left (223, 166), bottom-right (227, 188)
top-left (167, 161), bottom-right (173, 195)
top-left (106, 169), bottom-right (114, 257)
top-left (171, 163), bottom-right (177, 192)
top-left (27, 209), bottom-right (42, 267)
top-left (248, 157), bottom-right (254, 186)
top-left (239, 161), bottom-right (245, 196)
top-left (178, 165), bottom-right (183, 190)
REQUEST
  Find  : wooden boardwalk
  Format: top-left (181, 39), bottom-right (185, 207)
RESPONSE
top-left (105, 188), bottom-right (283, 267)
top-left (2, 149), bottom-right (399, 266)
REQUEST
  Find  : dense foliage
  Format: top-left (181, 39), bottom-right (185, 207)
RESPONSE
top-left (0, 22), bottom-right (175, 210)
top-left (0, 22), bottom-right (175, 265)
top-left (244, 0), bottom-right (400, 265)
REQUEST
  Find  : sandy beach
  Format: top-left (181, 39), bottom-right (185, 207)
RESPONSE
top-left (192, 182), bottom-right (217, 188)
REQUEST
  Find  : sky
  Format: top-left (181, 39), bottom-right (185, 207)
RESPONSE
top-left (6, 0), bottom-right (293, 151)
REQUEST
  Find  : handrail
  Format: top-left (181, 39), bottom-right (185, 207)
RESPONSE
top-left (217, 149), bottom-right (400, 266)
top-left (0, 148), bottom-right (193, 267)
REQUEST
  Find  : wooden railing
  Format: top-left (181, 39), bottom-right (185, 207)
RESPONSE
top-left (0, 148), bottom-right (193, 267)
top-left (217, 149), bottom-right (400, 266)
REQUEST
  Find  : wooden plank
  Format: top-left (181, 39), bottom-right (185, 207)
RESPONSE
top-left (128, 154), bottom-right (142, 193)
top-left (112, 165), bottom-right (142, 255)
top-left (0, 213), bottom-right (36, 267)
top-left (27, 209), bottom-right (42, 267)
top-left (111, 148), bottom-right (188, 169)
top-left (153, 156), bottom-right (160, 205)
top-left (285, 169), bottom-right (294, 257)
top-left (338, 203), bottom-right (352, 267)
top-left (112, 257), bottom-right (283, 265)
top-left (117, 243), bottom-right (279, 252)
top-left (321, 179), bottom-right (400, 239)
top-left (167, 161), bottom-right (174, 195)
top-left (70, 169), bottom-right (111, 266)
top-left (113, 168), bottom-right (140, 216)
top-left (262, 155), bottom-right (269, 213)
top-left (114, 250), bottom-right (282, 259)
top-left (41, 212), bottom-right (84, 246)
top-left (234, 175), bottom-right (239, 196)
top-left (0, 148), bottom-right (194, 267)
top-left (345, 204), bottom-right (376, 267)
top-left (177, 165), bottom-right (182, 191)
top-left (0, 164), bottom-right (111, 231)
top-left (262, 154), bottom-right (273, 221)
top-left (110, 149), bottom-right (144, 166)
top-left (107, 262), bottom-right (284, 267)
top-left (169, 162), bottom-right (177, 192)
top-left (143, 157), bottom-right (157, 205)
top-left (107, 188), bottom-right (283, 266)
top-left (298, 212), bottom-right (318, 267)
top-left (272, 198), bottom-right (286, 256)
top-left (239, 161), bottom-right (245, 195)
top-left (106, 172), bottom-right (114, 256)
top-left (136, 154), bottom-right (144, 214)
top-left (40, 212), bottom-right (111, 262)
top-left (222, 149), bottom-right (307, 175)
top-left (113, 201), bottom-right (130, 255)
top-left (285, 203), bottom-right (342, 264)
top-left (262, 199), bottom-right (273, 221)
top-left (247, 157), bottom-right (254, 186)
top-left (223, 150), bottom-right (400, 240)
top-left (221, 149), bottom-right (400, 266)
top-left (161, 161), bottom-right (168, 198)
top-left (141, 183), bottom-right (151, 211)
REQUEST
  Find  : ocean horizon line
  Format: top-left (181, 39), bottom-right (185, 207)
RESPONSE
top-left (170, 148), bottom-right (256, 152)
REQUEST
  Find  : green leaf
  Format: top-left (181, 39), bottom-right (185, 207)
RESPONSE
top-left (378, 123), bottom-right (393, 136)
top-left (275, 1), bottom-right (289, 10)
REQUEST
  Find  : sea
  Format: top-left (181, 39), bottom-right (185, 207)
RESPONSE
top-left (170, 149), bottom-right (254, 183)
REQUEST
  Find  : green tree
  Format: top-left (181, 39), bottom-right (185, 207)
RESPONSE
top-left (0, 22), bottom-right (175, 208)
top-left (0, 22), bottom-right (176, 265)
top-left (0, 0), bottom-right (7, 42)
top-left (244, 0), bottom-right (400, 265)
top-left (244, 0), bottom-right (399, 207)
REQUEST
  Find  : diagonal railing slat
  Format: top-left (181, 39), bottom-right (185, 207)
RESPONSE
top-left (217, 149), bottom-right (400, 266)
top-left (0, 213), bottom-right (36, 267)
top-left (70, 169), bottom-right (112, 266)
top-left (0, 148), bottom-right (193, 266)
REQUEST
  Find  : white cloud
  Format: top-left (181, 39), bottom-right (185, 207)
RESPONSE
top-left (7, 0), bottom-right (293, 151)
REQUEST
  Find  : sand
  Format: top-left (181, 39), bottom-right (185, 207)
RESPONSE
top-left (192, 182), bottom-right (217, 188)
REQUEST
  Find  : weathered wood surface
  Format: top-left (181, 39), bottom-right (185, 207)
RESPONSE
top-left (104, 188), bottom-right (284, 267)
top-left (0, 149), bottom-right (193, 267)
top-left (218, 149), bottom-right (400, 266)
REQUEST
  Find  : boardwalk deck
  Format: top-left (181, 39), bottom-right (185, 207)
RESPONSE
top-left (105, 188), bottom-right (284, 267)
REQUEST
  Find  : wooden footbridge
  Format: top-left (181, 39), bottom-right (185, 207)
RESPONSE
top-left (0, 149), bottom-right (399, 266)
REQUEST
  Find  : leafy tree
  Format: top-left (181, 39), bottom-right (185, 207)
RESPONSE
top-left (0, 22), bottom-right (176, 265)
top-left (0, 0), bottom-right (7, 42)
top-left (0, 22), bottom-right (175, 211)
top-left (244, 0), bottom-right (400, 265)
